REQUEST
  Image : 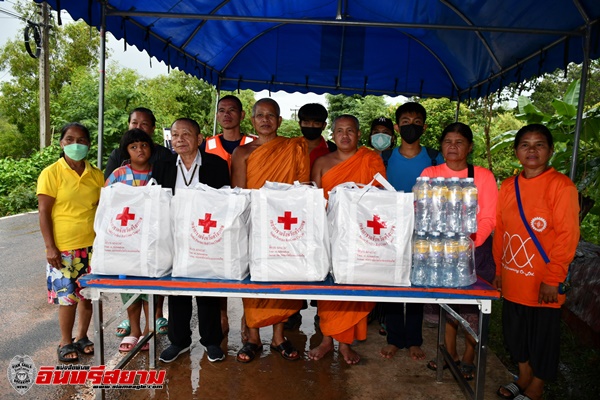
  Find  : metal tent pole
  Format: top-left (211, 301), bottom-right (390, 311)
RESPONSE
top-left (97, 2), bottom-right (107, 169)
top-left (570, 24), bottom-right (591, 181)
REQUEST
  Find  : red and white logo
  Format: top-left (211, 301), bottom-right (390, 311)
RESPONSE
top-left (116, 207), bottom-right (135, 226)
top-left (359, 214), bottom-right (395, 246)
top-left (191, 212), bottom-right (224, 245)
top-left (270, 210), bottom-right (305, 242)
top-left (35, 365), bottom-right (164, 389)
top-left (366, 215), bottom-right (386, 234)
top-left (530, 216), bottom-right (547, 233)
top-left (108, 206), bottom-right (143, 237)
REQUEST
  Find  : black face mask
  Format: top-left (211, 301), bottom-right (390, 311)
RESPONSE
top-left (399, 124), bottom-right (424, 144)
top-left (301, 127), bottom-right (323, 140)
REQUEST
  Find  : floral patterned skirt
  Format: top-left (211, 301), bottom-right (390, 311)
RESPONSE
top-left (46, 246), bottom-right (92, 305)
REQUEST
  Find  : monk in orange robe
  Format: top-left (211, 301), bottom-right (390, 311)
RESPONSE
top-left (231, 98), bottom-right (310, 363)
top-left (309, 114), bottom-right (386, 364)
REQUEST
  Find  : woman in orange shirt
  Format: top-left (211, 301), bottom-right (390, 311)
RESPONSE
top-left (421, 122), bottom-right (497, 381)
top-left (493, 124), bottom-right (579, 400)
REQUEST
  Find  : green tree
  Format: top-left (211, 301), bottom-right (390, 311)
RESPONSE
top-left (0, 2), bottom-right (101, 157)
top-left (277, 119), bottom-right (301, 138)
top-left (326, 94), bottom-right (388, 145)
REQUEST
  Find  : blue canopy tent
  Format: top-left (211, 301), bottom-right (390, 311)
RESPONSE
top-left (34, 0), bottom-right (600, 176)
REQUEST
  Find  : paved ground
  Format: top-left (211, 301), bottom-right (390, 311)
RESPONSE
top-left (0, 212), bottom-right (513, 399)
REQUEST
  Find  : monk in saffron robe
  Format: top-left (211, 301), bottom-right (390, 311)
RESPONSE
top-left (309, 114), bottom-right (386, 364)
top-left (231, 98), bottom-right (309, 363)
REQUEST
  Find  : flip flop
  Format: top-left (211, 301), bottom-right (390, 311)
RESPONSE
top-left (155, 317), bottom-right (168, 334)
top-left (426, 358), bottom-right (460, 371)
top-left (119, 336), bottom-right (139, 352)
top-left (496, 382), bottom-right (523, 400)
top-left (236, 342), bottom-right (263, 363)
top-left (116, 319), bottom-right (131, 337)
top-left (460, 363), bottom-right (476, 381)
top-left (73, 336), bottom-right (94, 355)
top-left (57, 343), bottom-right (79, 363)
top-left (270, 339), bottom-right (300, 361)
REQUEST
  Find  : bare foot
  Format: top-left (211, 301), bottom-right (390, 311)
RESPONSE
top-left (240, 315), bottom-right (249, 344)
top-left (409, 345), bottom-right (425, 360)
top-left (339, 343), bottom-right (360, 365)
top-left (309, 336), bottom-right (334, 361)
top-left (380, 344), bottom-right (399, 359)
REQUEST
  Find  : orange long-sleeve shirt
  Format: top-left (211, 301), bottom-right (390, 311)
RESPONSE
top-left (493, 168), bottom-right (579, 308)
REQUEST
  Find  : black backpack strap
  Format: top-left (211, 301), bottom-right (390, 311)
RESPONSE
top-left (381, 148), bottom-right (393, 168)
top-left (425, 147), bottom-right (440, 166)
top-left (467, 163), bottom-right (474, 178)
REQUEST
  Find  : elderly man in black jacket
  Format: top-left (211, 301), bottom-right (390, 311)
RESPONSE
top-left (153, 118), bottom-right (230, 363)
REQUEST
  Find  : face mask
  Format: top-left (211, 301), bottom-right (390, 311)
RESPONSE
top-left (400, 124), bottom-right (424, 144)
top-left (301, 127), bottom-right (323, 140)
top-left (63, 143), bottom-right (89, 161)
top-left (371, 133), bottom-right (392, 151)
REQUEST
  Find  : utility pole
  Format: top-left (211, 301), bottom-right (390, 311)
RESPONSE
top-left (39, 2), bottom-right (50, 149)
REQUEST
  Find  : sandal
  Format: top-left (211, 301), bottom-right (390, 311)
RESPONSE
top-left (57, 343), bottom-right (79, 363)
top-left (426, 358), bottom-right (460, 371)
top-left (236, 342), bottom-right (263, 363)
top-left (119, 336), bottom-right (139, 353)
top-left (116, 319), bottom-right (131, 337)
top-left (496, 382), bottom-right (523, 400)
top-left (155, 317), bottom-right (168, 335)
top-left (139, 336), bottom-right (149, 351)
top-left (460, 363), bottom-right (476, 381)
top-left (270, 339), bottom-right (300, 361)
top-left (73, 336), bottom-right (94, 355)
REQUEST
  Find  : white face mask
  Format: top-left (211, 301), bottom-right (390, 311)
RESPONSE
top-left (371, 133), bottom-right (392, 151)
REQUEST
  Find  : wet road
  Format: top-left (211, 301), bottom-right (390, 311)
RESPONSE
top-left (0, 212), bottom-right (512, 400)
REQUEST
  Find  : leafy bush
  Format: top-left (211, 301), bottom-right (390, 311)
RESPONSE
top-left (0, 145), bottom-right (62, 216)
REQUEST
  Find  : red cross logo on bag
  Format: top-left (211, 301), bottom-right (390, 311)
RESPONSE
top-left (116, 207), bottom-right (136, 226)
top-left (198, 213), bottom-right (217, 233)
top-left (366, 215), bottom-right (386, 235)
top-left (278, 211), bottom-right (298, 230)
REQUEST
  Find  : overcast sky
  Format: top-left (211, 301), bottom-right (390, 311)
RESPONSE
top-left (0, 1), bottom-right (402, 119)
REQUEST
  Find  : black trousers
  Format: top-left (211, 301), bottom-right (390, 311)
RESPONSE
top-left (167, 295), bottom-right (223, 348)
top-left (384, 302), bottom-right (424, 348)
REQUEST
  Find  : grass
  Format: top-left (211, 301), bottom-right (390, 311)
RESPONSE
top-left (488, 299), bottom-right (600, 400)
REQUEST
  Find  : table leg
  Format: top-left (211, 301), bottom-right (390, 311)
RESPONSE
top-left (474, 308), bottom-right (490, 400)
top-left (436, 304), bottom-right (446, 382)
top-left (92, 297), bottom-right (105, 400)
top-left (148, 293), bottom-right (156, 369)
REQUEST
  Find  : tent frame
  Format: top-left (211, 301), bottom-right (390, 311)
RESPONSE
top-left (93, 1), bottom-right (593, 181)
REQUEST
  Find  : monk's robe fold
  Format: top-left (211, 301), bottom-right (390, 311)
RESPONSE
top-left (244, 135), bottom-right (310, 328)
top-left (318, 146), bottom-right (386, 343)
top-left (247, 136), bottom-right (310, 188)
top-left (321, 147), bottom-right (386, 199)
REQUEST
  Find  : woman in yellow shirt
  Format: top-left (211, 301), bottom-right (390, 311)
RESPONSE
top-left (37, 122), bottom-right (104, 362)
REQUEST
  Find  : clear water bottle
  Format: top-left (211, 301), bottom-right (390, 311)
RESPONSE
top-left (410, 231), bottom-right (429, 286)
top-left (430, 177), bottom-right (447, 232)
top-left (442, 232), bottom-right (459, 287)
top-left (413, 177), bottom-right (432, 232)
top-left (462, 177), bottom-right (478, 234)
top-left (428, 231), bottom-right (443, 287)
top-left (445, 177), bottom-right (463, 233)
top-left (457, 234), bottom-right (476, 286)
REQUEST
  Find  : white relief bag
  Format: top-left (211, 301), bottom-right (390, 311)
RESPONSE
top-left (249, 181), bottom-right (330, 282)
top-left (92, 181), bottom-right (173, 277)
top-left (328, 173), bottom-right (414, 286)
top-left (171, 184), bottom-right (251, 280)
